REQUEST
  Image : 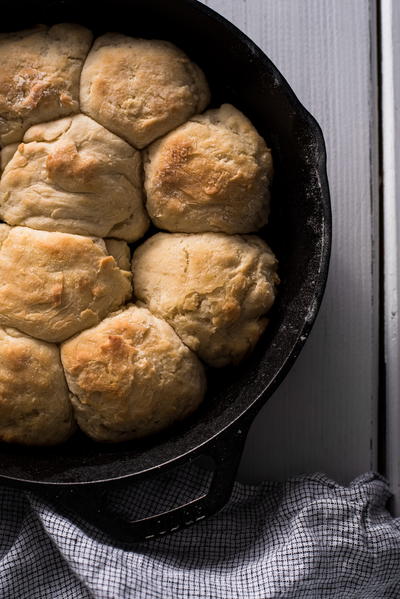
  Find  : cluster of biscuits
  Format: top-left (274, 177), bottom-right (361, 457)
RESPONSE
top-left (0, 24), bottom-right (279, 445)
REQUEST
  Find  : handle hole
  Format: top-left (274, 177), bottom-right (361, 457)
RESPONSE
top-left (104, 456), bottom-right (214, 522)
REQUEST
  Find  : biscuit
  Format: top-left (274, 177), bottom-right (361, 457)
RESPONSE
top-left (0, 225), bottom-right (132, 342)
top-left (0, 114), bottom-right (148, 241)
top-left (61, 305), bottom-right (206, 442)
top-left (0, 24), bottom-right (93, 146)
top-left (132, 232), bottom-right (279, 367)
top-left (80, 34), bottom-right (210, 149)
top-left (144, 104), bottom-right (273, 233)
top-left (0, 326), bottom-right (75, 445)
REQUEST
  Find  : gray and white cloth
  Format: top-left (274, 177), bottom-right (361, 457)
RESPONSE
top-left (0, 468), bottom-right (400, 598)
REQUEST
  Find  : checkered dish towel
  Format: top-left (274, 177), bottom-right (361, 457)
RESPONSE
top-left (1, 468), bottom-right (400, 598)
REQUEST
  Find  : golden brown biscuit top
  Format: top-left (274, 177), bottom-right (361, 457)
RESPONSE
top-left (80, 33), bottom-right (210, 148)
top-left (0, 226), bottom-right (132, 343)
top-left (144, 104), bottom-right (273, 233)
top-left (61, 305), bottom-right (206, 442)
top-left (132, 232), bottom-right (279, 367)
top-left (0, 114), bottom-right (148, 241)
top-left (0, 24), bottom-right (93, 146)
top-left (0, 326), bottom-right (75, 445)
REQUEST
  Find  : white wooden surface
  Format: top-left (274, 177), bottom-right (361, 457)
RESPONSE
top-left (382, 0), bottom-right (400, 514)
top-left (203, 0), bottom-right (380, 484)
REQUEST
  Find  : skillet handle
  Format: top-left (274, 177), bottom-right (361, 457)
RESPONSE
top-left (45, 424), bottom-right (249, 545)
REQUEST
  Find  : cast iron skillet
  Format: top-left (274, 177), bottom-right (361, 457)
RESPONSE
top-left (0, 0), bottom-right (331, 543)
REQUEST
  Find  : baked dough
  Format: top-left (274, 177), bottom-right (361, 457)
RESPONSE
top-left (0, 225), bottom-right (132, 343)
top-left (0, 114), bottom-right (148, 241)
top-left (104, 239), bottom-right (131, 271)
top-left (0, 24), bottom-right (93, 146)
top-left (80, 34), bottom-right (210, 149)
top-left (132, 233), bottom-right (279, 367)
top-left (0, 27), bottom-right (279, 446)
top-left (0, 143), bottom-right (18, 172)
top-left (61, 305), bottom-right (206, 442)
top-left (0, 326), bottom-right (75, 445)
top-left (144, 104), bottom-right (273, 233)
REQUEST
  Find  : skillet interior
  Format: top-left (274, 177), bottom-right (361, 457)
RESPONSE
top-left (0, 0), bottom-right (331, 485)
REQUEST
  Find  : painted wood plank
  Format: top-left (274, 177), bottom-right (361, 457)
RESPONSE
top-left (381, 0), bottom-right (400, 514)
top-left (202, 0), bottom-right (379, 483)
